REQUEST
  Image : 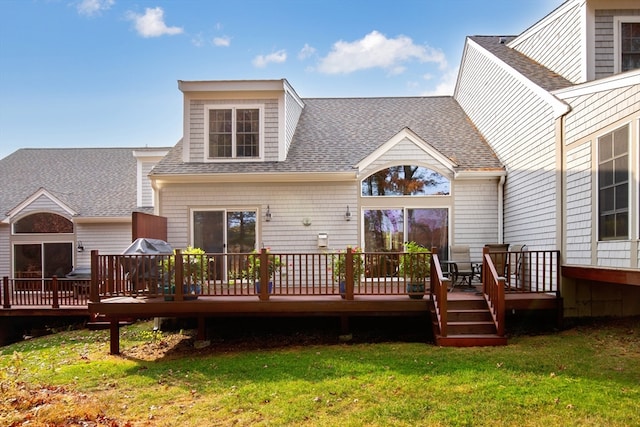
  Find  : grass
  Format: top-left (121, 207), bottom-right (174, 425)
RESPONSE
top-left (1, 317), bottom-right (639, 426)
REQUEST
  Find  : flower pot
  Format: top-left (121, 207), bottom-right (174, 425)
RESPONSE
top-left (254, 281), bottom-right (273, 294)
top-left (163, 283), bottom-right (201, 301)
top-left (406, 283), bottom-right (425, 299)
top-left (339, 281), bottom-right (346, 299)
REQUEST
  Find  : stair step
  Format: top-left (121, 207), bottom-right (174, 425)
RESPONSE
top-left (448, 309), bottom-right (492, 322)
top-left (448, 321), bottom-right (497, 335)
top-left (436, 334), bottom-right (507, 347)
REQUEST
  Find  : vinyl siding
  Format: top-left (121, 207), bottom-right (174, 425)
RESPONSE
top-left (359, 138), bottom-right (453, 177)
top-left (75, 222), bottom-right (133, 268)
top-left (509, 1), bottom-right (583, 83)
top-left (187, 98), bottom-right (280, 162)
top-left (160, 181), bottom-right (358, 253)
top-left (140, 161), bottom-right (155, 207)
top-left (456, 42), bottom-right (559, 250)
top-left (565, 142), bottom-right (593, 265)
top-left (560, 82), bottom-right (640, 269)
top-left (595, 9), bottom-right (640, 79)
top-left (284, 90), bottom-right (303, 155)
top-left (453, 179), bottom-right (500, 261)
top-left (18, 195), bottom-right (72, 218)
top-left (0, 224), bottom-right (9, 278)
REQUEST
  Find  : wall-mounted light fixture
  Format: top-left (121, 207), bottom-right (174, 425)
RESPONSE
top-left (345, 206), bottom-right (352, 221)
top-left (77, 241), bottom-right (85, 252)
top-left (265, 205), bottom-right (272, 222)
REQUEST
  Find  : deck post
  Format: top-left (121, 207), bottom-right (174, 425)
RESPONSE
top-left (345, 247), bottom-right (354, 300)
top-left (259, 248), bottom-right (269, 301)
top-left (175, 249), bottom-right (184, 301)
top-left (90, 250), bottom-right (99, 303)
top-left (2, 277), bottom-right (10, 308)
top-left (110, 317), bottom-right (120, 355)
top-left (51, 276), bottom-right (59, 309)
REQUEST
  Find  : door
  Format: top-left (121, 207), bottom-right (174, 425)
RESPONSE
top-left (193, 210), bottom-right (257, 280)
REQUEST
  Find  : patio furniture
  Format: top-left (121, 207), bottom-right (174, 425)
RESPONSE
top-left (485, 243), bottom-right (510, 279)
top-left (446, 245), bottom-right (477, 290)
top-left (508, 244), bottom-right (528, 289)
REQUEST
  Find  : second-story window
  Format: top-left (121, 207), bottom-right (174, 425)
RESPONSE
top-left (598, 125), bottom-right (629, 240)
top-left (207, 106), bottom-right (261, 159)
top-left (621, 22), bottom-right (640, 72)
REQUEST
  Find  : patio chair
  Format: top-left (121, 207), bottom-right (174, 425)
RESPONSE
top-left (448, 245), bottom-right (476, 289)
top-left (485, 243), bottom-right (510, 280)
top-left (507, 244), bottom-right (528, 289)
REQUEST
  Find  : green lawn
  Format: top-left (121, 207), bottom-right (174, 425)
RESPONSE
top-left (1, 317), bottom-right (639, 426)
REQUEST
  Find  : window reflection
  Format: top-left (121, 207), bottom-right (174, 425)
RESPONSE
top-left (361, 165), bottom-right (450, 196)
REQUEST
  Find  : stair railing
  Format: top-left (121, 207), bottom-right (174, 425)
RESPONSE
top-left (430, 250), bottom-right (451, 337)
top-left (481, 247), bottom-right (506, 336)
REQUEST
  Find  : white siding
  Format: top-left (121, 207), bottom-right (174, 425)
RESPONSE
top-left (75, 222), bottom-right (132, 268)
top-left (284, 90), bottom-right (303, 155)
top-left (18, 195), bottom-right (71, 218)
top-left (453, 179), bottom-right (500, 261)
top-left (188, 98), bottom-right (279, 162)
top-left (140, 161), bottom-right (155, 207)
top-left (560, 81), bottom-right (640, 269)
top-left (509, 1), bottom-right (584, 83)
top-left (0, 224), bottom-right (10, 278)
top-left (565, 142), bottom-right (593, 265)
top-left (456, 42), bottom-right (560, 250)
top-left (360, 138), bottom-right (453, 177)
top-left (160, 181), bottom-right (358, 253)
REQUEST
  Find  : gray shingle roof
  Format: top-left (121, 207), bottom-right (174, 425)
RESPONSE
top-left (470, 36), bottom-right (574, 92)
top-left (0, 148), bottom-right (165, 218)
top-left (152, 96), bottom-right (503, 176)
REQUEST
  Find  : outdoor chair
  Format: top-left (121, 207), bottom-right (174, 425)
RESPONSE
top-left (485, 243), bottom-right (510, 283)
top-left (447, 245), bottom-right (477, 289)
top-left (507, 244), bottom-right (528, 290)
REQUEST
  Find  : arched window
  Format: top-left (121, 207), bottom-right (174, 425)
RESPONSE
top-left (14, 213), bottom-right (73, 234)
top-left (361, 165), bottom-right (450, 196)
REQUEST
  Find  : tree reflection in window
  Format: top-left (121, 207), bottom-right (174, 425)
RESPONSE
top-left (14, 213), bottom-right (73, 233)
top-left (361, 165), bottom-right (450, 196)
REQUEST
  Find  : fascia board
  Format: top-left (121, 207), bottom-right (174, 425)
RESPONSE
top-left (4, 188), bottom-right (78, 222)
top-left (553, 69), bottom-right (640, 99)
top-left (74, 216), bottom-right (132, 224)
top-left (151, 171), bottom-right (358, 186)
top-left (454, 170), bottom-right (507, 180)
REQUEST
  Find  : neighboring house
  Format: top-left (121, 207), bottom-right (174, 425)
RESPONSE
top-left (0, 147), bottom-right (169, 280)
top-left (454, 0), bottom-right (640, 316)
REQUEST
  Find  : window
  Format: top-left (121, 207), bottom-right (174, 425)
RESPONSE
top-left (615, 17), bottom-right (640, 73)
top-left (361, 165), bottom-right (450, 196)
top-left (621, 22), bottom-right (640, 72)
top-left (13, 212), bottom-right (73, 234)
top-left (207, 106), bottom-right (261, 159)
top-left (598, 125), bottom-right (629, 240)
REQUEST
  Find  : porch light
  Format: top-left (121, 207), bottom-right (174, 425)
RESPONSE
top-left (345, 206), bottom-right (352, 221)
top-left (77, 241), bottom-right (85, 252)
top-left (265, 205), bottom-right (272, 222)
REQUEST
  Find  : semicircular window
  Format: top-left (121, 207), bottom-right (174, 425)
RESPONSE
top-left (14, 213), bottom-right (73, 234)
top-left (361, 165), bottom-right (450, 196)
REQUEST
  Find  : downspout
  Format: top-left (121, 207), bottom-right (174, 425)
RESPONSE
top-left (498, 175), bottom-right (505, 244)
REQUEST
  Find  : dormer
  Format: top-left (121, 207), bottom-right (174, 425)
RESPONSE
top-left (178, 79), bottom-right (304, 163)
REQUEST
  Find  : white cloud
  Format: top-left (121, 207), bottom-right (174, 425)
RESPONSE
top-left (422, 67), bottom-right (459, 96)
top-left (298, 43), bottom-right (316, 60)
top-left (77, 0), bottom-right (114, 17)
top-left (126, 7), bottom-right (183, 38)
top-left (252, 50), bottom-right (287, 68)
top-left (318, 30), bottom-right (447, 75)
top-left (213, 36), bottom-right (231, 47)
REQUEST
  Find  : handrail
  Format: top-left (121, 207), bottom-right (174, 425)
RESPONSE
top-left (482, 247), bottom-right (505, 336)
top-left (430, 250), bottom-right (451, 337)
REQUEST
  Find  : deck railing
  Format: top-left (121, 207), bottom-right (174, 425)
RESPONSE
top-left (1, 276), bottom-right (91, 308)
top-left (429, 251), bottom-right (451, 337)
top-left (89, 248), bottom-right (432, 302)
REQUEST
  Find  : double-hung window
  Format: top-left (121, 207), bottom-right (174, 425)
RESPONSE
top-left (206, 106), bottom-right (261, 159)
top-left (615, 17), bottom-right (640, 73)
top-left (598, 125), bottom-right (629, 240)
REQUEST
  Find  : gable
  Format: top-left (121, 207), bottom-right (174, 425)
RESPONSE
top-left (3, 188), bottom-right (76, 224)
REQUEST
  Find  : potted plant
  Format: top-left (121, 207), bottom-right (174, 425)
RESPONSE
top-left (398, 241), bottom-right (430, 299)
top-left (246, 248), bottom-right (282, 294)
top-left (161, 246), bottom-right (207, 300)
top-left (333, 246), bottom-right (364, 298)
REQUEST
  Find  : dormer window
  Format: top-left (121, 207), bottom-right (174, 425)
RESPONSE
top-left (206, 105), bottom-right (262, 160)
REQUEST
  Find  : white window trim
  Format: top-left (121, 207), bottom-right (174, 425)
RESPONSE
top-left (203, 104), bottom-right (264, 162)
top-left (595, 123), bottom-right (632, 241)
top-left (613, 16), bottom-right (640, 74)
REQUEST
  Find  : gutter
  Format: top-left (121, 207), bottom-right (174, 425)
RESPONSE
top-left (498, 175), bottom-right (505, 244)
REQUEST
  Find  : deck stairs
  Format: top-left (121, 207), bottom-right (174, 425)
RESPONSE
top-left (431, 294), bottom-right (507, 347)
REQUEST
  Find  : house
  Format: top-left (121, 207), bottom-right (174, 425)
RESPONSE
top-left (453, 0), bottom-right (640, 316)
top-left (1, 0), bottom-right (638, 319)
top-left (0, 147), bottom-right (169, 281)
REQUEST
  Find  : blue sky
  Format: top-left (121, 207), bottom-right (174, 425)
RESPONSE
top-left (0, 0), bottom-right (564, 159)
